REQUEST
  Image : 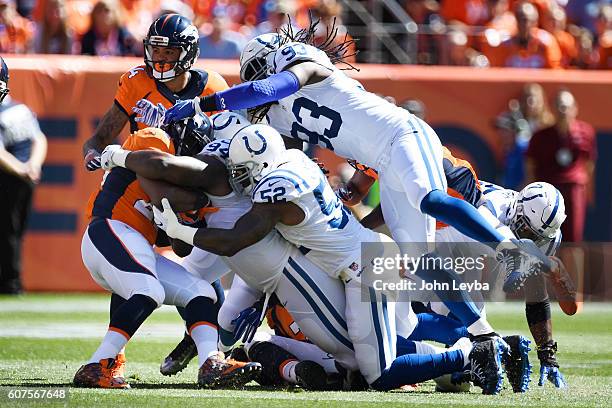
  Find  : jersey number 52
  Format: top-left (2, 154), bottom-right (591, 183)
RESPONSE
top-left (291, 97), bottom-right (342, 151)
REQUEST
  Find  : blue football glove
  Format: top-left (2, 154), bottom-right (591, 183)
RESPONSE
top-left (163, 98), bottom-right (197, 124)
top-left (538, 364), bottom-right (568, 389)
top-left (133, 99), bottom-right (167, 128)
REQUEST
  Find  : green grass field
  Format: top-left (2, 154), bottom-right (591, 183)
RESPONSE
top-left (1, 294), bottom-right (611, 407)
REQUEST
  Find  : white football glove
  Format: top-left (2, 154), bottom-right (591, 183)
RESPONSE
top-left (100, 145), bottom-right (129, 171)
top-left (159, 198), bottom-right (197, 245)
top-left (133, 99), bottom-right (167, 128)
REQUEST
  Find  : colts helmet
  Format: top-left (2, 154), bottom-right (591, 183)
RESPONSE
top-left (210, 110), bottom-right (251, 140)
top-left (508, 182), bottom-right (567, 244)
top-left (0, 56), bottom-right (9, 104)
top-left (144, 14), bottom-right (200, 82)
top-left (239, 33), bottom-right (281, 82)
top-left (227, 124), bottom-right (286, 195)
top-left (165, 113), bottom-right (213, 157)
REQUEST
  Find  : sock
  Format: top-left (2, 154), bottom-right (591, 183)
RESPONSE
top-left (176, 306), bottom-right (188, 322)
top-left (212, 279), bottom-right (225, 305)
top-left (279, 359), bottom-right (299, 384)
top-left (191, 323), bottom-right (219, 366)
top-left (109, 294), bottom-right (157, 338)
top-left (89, 330), bottom-right (129, 363)
top-left (466, 316), bottom-right (494, 337)
top-left (184, 296), bottom-right (219, 367)
top-left (371, 349), bottom-right (466, 391)
top-left (408, 312), bottom-right (469, 345)
top-left (420, 190), bottom-right (505, 244)
top-left (109, 293), bottom-right (126, 319)
top-left (415, 254), bottom-right (485, 328)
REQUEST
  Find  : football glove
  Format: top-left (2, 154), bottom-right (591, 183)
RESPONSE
top-left (163, 98), bottom-right (197, 124)
top-left (231, 293), bottom-right (270, 344)
top-left (133, 99), bottom-right (167, 128)
top-left (158, 198), bottom-right (197, 245)
top-left (537, 340), bottom-right (568, 388)
top-left (99, 145), bottom-right (128, 171)
top-left (84, 148), bottom-right (102, 171)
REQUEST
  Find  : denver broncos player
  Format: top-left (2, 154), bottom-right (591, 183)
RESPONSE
top-left (75, 117), bottom-right (261, 389)
top-left (82, 13), bottom-right (228, 170)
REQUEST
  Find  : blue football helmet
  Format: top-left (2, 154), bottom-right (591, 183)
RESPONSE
top-left (0, 56), bottom-right (9, 104)
top-left (165, 113), bottom-right (213, 157)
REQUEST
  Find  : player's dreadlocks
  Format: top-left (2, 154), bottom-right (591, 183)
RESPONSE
top-left (248, 15), bottom-right (358, 123)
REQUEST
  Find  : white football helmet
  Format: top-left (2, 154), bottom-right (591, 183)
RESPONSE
top-left (508, 182), bottom-right (567, 244)
top-left (227, 124), bottom-right (286, 195)
top-left (239, 33), bottom-right (281, 82)
top-left (210, 111), bottom-right (251, 140)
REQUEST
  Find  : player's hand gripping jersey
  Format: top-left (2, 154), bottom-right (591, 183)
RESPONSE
top-left (265, 42), bottom-right (417, 170)
top-left (86, 128), bottom-right (175, 244)
top-left (252, 149), bottom-right (377, 278)
top-left (115, 65), bottom-right (229, 132)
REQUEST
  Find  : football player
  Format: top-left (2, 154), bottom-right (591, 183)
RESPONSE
top-left (75, 116), bottom-right (261, 389)
top-left (82, 13), bottom-right (228, 170)
top-left (158, 28), bottom-right (554, 294)
top-left (151, 123), bottom-right (512, 394)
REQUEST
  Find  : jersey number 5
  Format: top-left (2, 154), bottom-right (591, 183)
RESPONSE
top-left (259, 187), bottom-right (287, 203)
top-left (291, 97), bottom-right (342, 151)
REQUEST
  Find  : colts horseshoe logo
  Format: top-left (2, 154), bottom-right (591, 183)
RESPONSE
top-left (243, 130), bottom-right (267, 155)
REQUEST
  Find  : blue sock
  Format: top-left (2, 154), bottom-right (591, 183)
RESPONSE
top-left (396, 335), bottom-right (417, 356)
top-left (408, 313), bottom-right (469, 345)
top-left (420, 189), bottom-right (504, 244)
top-left (372, 348), bottom-right (465, 391)
top-left (415, 253), bottom-right (483, 327)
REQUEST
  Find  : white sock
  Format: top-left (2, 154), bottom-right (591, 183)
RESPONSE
top-left (449, 337), bottom-right (473, 367)
top-left (466, 316), bottom-right (494, 336)
top-left (89, 330), bottom-right (129, 364)
top-left (413, 341), bottom-right (446, 355)
top-left (191, 323), bottom-right (219, 367)
top-left (280, 359), bottom-right (299, 384)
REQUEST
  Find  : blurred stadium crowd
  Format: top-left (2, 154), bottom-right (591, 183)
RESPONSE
top-left (0, 0), bottom-right (611, 68)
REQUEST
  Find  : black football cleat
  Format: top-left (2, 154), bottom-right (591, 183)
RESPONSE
top-left (160, 332), bottom-right (197, 376)
top-left (469, 338), bottom-right (508, 395)
top-left (503, 335), bottom-right (532, 393)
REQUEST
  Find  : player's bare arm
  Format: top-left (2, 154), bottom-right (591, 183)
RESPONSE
top-left (82, 104), bottom-right (128, 156)
top-left (360, 204), bottom-right (385, 230)
top-left (138, 176), bottom-right (207, 212)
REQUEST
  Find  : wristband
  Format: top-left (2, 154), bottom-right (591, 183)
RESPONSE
top-left (112, 149), bottom-right (130, 168)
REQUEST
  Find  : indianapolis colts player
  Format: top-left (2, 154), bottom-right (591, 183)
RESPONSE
top-left (154, 123), bottom-right (513, 394)
top-left (157, 29), bottom-right (554, 295)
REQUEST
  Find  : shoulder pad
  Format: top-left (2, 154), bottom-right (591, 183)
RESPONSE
top-left (200, 138), bottom-right (230, 161)
top-left (273, 42), bottom-right (332, 73)
top-left (252, 168), bottom-right (314, 204)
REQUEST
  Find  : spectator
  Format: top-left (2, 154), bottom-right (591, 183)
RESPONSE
top-left (119, 0), bottom-right (159, 43)
top-left (253, 0), bottom-right (297, 37)
top-left (542, 5), bottom-right (578, 67)
top-left (34, 0), bottom-right (74, 54)
top-left (0, 56), bottom-right (48, 294)
top-left (442, 28), bottom-right (490, 66)
top-left (495, 83), bottom-right (554, 189)
top-left (566, 0), bottom-right (612, 34)
top-left (441, 0), bottom-right (489, 27)
top-left (405, 0), bottom-right (444, 65)
top-left (526, 89), bottom-right (596, 242)
top-left (576, 27), bottom-right (598, 67)
top-left (199, 13), bottom-right (245, 59)
top-left (596, 5), bottom-right (612, 67)
top-left (79, 0), bottom-right (139, 56)
top-left (0, 0), bottom-right (34, 53)
top-left (159, 0), bottom-right (194, 21)
top-left (484, 1), bottom-right (563, 68)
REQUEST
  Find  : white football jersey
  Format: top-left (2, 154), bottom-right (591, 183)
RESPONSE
top-left (199, 139), bottom-right (291, 293)
top-left (478, 181), bottom-right (561, 256)
top-left (266, 42), bottom-right (416, 169)
top-left (252, 149), bottom-right (377, 277)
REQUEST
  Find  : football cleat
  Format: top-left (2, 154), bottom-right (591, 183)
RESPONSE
top-left (113, 352), bottom-right (127, 379)
top-left (295, 360), bottom-right (331, 391)
top-left (160, 332), bottom-right (197, 376)
top-left (198, 352), bottom-right (262, 388)
top-left (498, 239), bottom-right (552, 293)
top-left (502, 335), bottom-right (532, 393)
top-left (469, 338), bottom-right (508, 395)
top-left (73, 358), bottom-right (130, 389)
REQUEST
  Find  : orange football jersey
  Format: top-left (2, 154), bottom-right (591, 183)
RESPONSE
top-left (266, 303), bottom-right (307, 342)
top-left (114, 65), bottom-right (229, 132)
top-left (86, 128), bottom-right (175, 245)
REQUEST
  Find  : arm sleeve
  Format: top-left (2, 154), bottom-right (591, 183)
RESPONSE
top-left (200, 71), bottom-right (301, 112)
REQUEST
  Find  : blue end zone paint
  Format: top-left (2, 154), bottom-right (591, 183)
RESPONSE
top-left (41, 164), bottom-right (73, 184)
top-left (38, 119), bottom-right (77, 139)
top-left (27, 211), bottom-right (77, 232)
top-left (434, 125), bottom-right (498, 181)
